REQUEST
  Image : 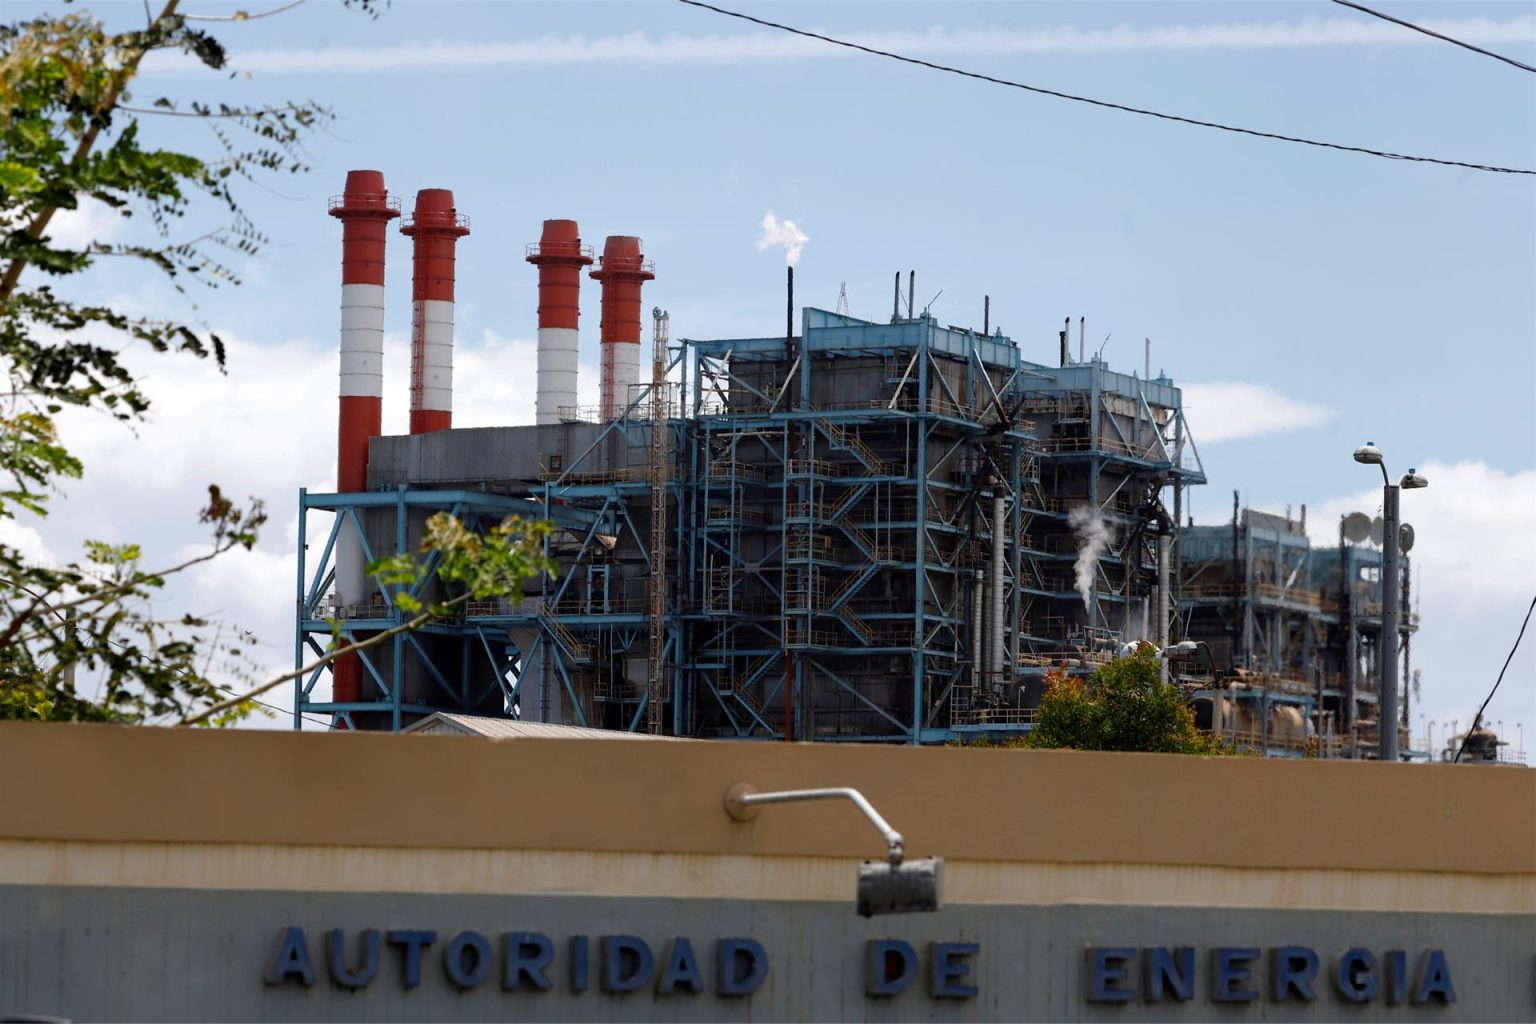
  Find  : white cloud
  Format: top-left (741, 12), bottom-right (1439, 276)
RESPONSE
top-left (45, 199), bottom-right (127, 250)
top-left (140, 15), bottom-right (1536, 76)
top-left (31, 320), bottom-right (598, 726)
top-left (1308, 461), bottom-right (1536, 736)
top-left (0, 518), bottom-right (58, 568)
top-left (1180, 382), bottom-right (1334, 443)
top-left (755, 211), bottom-right (810, 268)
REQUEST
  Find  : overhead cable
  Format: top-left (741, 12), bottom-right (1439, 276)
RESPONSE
top-left (1330, 0), bottom-right (1536, 75)
top-left (1452, 593), bottom-right (1535, 763)
top-left (676, 0), bottom-right (1536, 176)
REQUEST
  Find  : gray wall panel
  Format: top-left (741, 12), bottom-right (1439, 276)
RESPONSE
top-left (2, 886), bottom-right (1531, 1022)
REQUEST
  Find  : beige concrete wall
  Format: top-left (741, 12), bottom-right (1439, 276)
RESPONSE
top-left (1, 721), bottom-right (1530, 876)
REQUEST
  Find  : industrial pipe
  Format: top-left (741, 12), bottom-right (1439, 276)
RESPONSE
top-left (526, 220), bottom-right (593, 425)
top-left (1158, 534), bottom-right (1170, 684)
top-left (972, 569), bottom-right (986, 688)
top-left (590, 236), bottom-right (655, 420)
top-left (327, 169), bottom-right (399, 708)
top-left (400, 189), bottom-right (470, 434)
top-left (991, 492), bottom-right (1007, 687)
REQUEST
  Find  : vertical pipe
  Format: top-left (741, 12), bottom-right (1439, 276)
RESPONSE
top-left (400, 188), bottom-right (469, 434)
top-left (991, 492), bottom-right (1006, 686)
top-left (972, 569), bottom-right (986, 686)
top-left (591, 236), bottom-right (655, 420)
top-left (1078, 317), bottom-right (1085, 364)
top-left (983, 295), bottom-right (990, 336)
top-left (1058, 319), bottom-right (1069, 368)
top-left (1380, 483), bottom-right (1400, 762)
top-left (1157, 533), bottom-right (1170, 683)
top-left (786, 265), bottom-right (794, 348)
top-left (907, 270), bottom-right (915, 320)
top-left (527, 219), bottom-right (593, 425)
top-left (892, 271), bottom-right (900, 323)
top-left (1401, 558), bottom-right (1411, 732)
top-left (1144, 337), bottom-right (1151, 381)
top-left (328, 170), bottom-right (399, 711)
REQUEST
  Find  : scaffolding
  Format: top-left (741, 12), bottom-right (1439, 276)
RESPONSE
top-left (1176, 503), bottom-right (1419, 758)
top-left (293, 306), bottom-right (1205, 743)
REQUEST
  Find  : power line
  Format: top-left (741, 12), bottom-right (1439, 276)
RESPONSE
top-left (676, 0), bottom-right (1536, 176)
top-left (1330, 0), bottom-right (1536, 75)
top-left (1453, 593), bottom-right (1535, 763)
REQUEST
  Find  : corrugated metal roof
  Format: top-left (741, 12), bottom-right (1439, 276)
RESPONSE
top-left (401, 713), bottom-right (689, 740)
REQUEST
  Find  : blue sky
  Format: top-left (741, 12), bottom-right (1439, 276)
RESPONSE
top-left (15, 0), bottom-right (1536, 745)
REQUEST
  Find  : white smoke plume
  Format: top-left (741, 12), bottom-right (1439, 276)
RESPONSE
top-left (1068, 505), bottom-right (1114, 612)
top-left (755, 211), bottom-right (810, 267)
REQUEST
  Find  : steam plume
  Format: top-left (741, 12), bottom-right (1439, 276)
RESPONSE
top-left (1068, 505), bottom-right (1113, 612)
top-left (755, 210), bottom-right (809, 267)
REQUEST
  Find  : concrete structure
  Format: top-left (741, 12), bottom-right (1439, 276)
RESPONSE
top-left (1, 722), bottom-right (1532, 1021)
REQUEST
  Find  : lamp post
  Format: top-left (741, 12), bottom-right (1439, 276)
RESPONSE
top-left (1352, 442), bottom-right (1427, 763)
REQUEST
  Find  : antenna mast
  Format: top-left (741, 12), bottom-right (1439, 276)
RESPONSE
top-left (835, 282), bottom-right (849, 316)
top-left (646, 307), bottom-right (671, 734)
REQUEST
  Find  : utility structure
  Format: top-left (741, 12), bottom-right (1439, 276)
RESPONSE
top-left (646, 307), bottom-right (671, 735)
top-left (400, 189), bottom-right (470, 434)
top-left (295, 171), bottom-right (1210, 740)
top-left (325, 169), bottom-right (399, 710)
top-left (526, 219), bottom-right (593, 425)
top-left (591, 236), bottom-right (655, 422)
top-left (1177, 501), bottom-right (1420, 758)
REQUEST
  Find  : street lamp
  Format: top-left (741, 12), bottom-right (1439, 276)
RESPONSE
top-left (1352, 442), bottom-right (1427, 763)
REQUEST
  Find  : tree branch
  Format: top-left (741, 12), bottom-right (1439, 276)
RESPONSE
top-left (178, 592), bottom-right (472, 726)
top-left (0, 0), bottom-right (181, 306)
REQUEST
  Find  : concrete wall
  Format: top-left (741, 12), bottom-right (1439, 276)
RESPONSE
top-left (1, 723), bottom-right (1531, 1022)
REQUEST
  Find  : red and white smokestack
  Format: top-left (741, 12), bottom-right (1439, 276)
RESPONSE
top-left (328, 169), bottom-right (399, 708)
top-left (525, 220), bottom-right (593, 425)
top-left (590, 236), bottom-right (655, 420)
top-left (400, 189), bottom-right (470, 434)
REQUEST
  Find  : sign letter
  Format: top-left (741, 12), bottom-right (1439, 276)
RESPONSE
top-left (602, 935), bottom-right (654, 993)
top-left (386, 929), bottom-right (437, 990)
top-left (1270, 946), bottom-right (1319, 1002)
top-left (658, 937), bottom-right (705, 995)
top-left (866, 940), bottom-right (917, 997)
top-left (1333, 947), bottom-right (1379, 1003)
top-left (1143, 947), bottom-right (1194, 1003)
top-left (1211, 948), bottom-right (1260, 1003)
top-left (930, 942), bottom-right (979, 999)
top-left (1413, 950), bottom-right (1456, 1005)
top-left (1087, 948), bottom-right (1135, 1003)
top-left (265, 927), bottom-right (315, 987)
top-left (325, 928), bottom-right (380, 989)
top-left (501, 932), bottom-right (553, 991)
top-left (717, 938), bottom-right (768, 997)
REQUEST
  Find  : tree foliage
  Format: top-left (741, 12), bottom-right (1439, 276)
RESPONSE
top-left (1023, 647), bottom-right (1227, 755)
top-left (0, 1), bottom-right (499, 727)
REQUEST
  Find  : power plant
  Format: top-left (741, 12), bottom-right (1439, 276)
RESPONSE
top-left (294, 170), bottom-right (1433, 757)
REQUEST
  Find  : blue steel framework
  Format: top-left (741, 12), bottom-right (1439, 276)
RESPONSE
top-left (293, 308), bottom-right (1206, 743)
top-left (1177, 508), bottom-right (1416, 759)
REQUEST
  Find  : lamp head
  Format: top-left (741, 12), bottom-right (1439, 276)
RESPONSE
top-left (1353, 442), bottom-right (1384, 466)
top-left (1401, 468), bottom-right (1429, 490)
top-left (857, 857), bottom-right (943, 917)
top-left (1165, 640), bottom-right (1199, 658)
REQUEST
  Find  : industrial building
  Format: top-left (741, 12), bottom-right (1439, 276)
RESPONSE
top-left (295, 170), bottom-right (1434, 755)
top-left (1177, 503), bottom-right (1420, 759)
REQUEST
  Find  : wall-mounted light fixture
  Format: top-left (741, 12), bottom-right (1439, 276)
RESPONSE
top-left (724, 783), bottom-right (942, 917)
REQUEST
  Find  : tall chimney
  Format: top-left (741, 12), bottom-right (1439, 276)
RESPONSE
top-left (590, 236), bottom-right (654, 420)
top-left (400, 189), bottom-right (469, 434)
top-left (526, 220), bottom-right (593, 425)
top-left (327, 169), bottom-right (399, 709)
